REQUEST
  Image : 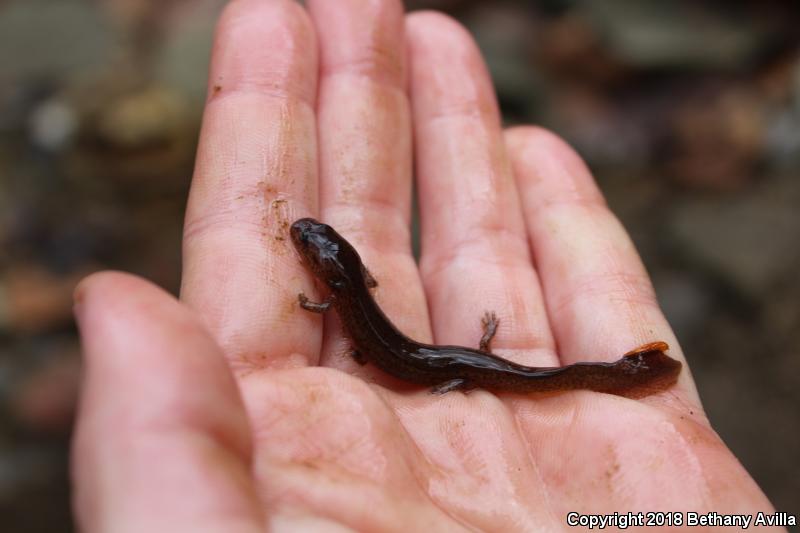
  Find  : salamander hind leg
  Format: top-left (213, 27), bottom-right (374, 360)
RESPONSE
top-left (479, 311), bottom-right (499, 352)
top-left (298, 293), bottom-right (333, 313)
top-left (431, 378), bottom-right (468, 395)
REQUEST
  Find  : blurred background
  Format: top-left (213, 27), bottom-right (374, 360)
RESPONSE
top-left (1, 0), bottom-right (798, 530)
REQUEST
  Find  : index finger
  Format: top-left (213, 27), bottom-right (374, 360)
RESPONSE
top-left (181, 0), bottom-right (320, 373)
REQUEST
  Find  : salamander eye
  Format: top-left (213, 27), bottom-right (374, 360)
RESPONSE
top-left (299, 231), bottom-right (309, 243)
top-left (330, 279), bottom-right (346, 290)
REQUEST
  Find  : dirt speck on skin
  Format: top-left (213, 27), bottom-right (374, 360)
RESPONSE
top-left (232, 352), bottom-right (270, 375)
top-left (264, 198), bottom-right (291, 252)
top-left (298, 459), bottom-right (322, 471)
top-left (603, 450), bottom-right (622, 493)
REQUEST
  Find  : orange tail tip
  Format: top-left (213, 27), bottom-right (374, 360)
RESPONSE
top-left (624, 341), bottom-right (670, 356)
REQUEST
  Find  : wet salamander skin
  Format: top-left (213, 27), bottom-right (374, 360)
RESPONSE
top-left (290, 218), bottom-right (682, 395)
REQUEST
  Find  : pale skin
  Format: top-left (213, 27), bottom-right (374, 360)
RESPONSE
top-left (71, 0), bottom-right (780, 531)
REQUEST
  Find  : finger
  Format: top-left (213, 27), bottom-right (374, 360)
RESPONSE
top-left (407, 12), bottom-right (556, 366)
top-left (182, 0), bottom-right (321, 372)
top-left (72, 272), bottom-right (261, 533)
top-left (505, 127), bottom-right (700, 401)
top-left (307, 0), bottom-right (429, 377)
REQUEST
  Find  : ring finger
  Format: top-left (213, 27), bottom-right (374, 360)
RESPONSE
top-left (408, 12), bottom-right (556, 367)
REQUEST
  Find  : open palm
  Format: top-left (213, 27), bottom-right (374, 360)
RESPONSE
top-left (72, 1), bottom-right (777, 531)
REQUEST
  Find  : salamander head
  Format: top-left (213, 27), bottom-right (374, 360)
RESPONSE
top-left (290, 218), bottom-right (361, 291)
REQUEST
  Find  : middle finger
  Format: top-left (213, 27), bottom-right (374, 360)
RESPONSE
top-left (408, 12), bottom-right (557, 367)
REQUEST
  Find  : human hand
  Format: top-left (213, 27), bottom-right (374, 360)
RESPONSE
top-left (72, 0), bottom-right (778, 531)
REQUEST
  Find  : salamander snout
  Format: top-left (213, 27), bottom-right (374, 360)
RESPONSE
top-left (290, 218), bottom-right (341, 263)
top-left (291, 217), bottom-right (351, 289)
top-left (290, 217), bottom-right (321, 245)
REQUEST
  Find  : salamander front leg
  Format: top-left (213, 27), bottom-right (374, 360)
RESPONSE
top-left (361, 264), bottom-right (378, 289)
top-left (479, 311), bottom-right (499, 352)
top-left (298, 293), bottom-right (334, 313)
top-left (431, 378), bottom-right (468, 395)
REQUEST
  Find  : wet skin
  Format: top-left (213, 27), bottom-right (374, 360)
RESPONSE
top-left (291, 217), bottom-right (682, 396)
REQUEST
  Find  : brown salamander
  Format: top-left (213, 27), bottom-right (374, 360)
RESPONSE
top-left (291, 217), bottom-right (681, 396)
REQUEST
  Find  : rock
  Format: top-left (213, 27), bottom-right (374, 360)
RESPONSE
top-left (464, 3), bottom-right (543, 120)
top-left (668, 85), bottom-right (765, 190)
top-left (763, 55), bottom-right (800, 167)
top-left (0, 445), bottom-right (60, 501)
top-left (28, 99), bottom-right (79, 152)
top-left (535, 11), bottom-right (629, 88)
top-left (545, 86), bottom-right (653, 169)
top-left (578, 0), bottom-right (766, 70)
top-left (94, 86), bottom-right (188, 149)
top-left (0, 284), bottom-right (8, 332)
top-left (0, 0), bottom-right (120, 82)
top-left (2, 266), bottom-right (86, 334)
top-left (72, 82), bottom-right (197, 185)
top-left (155, 0), bottom-right (223, 104)
top-left (764, 110), bottom-right (800, 167)
top-left (652, 271), bottom-right (714, 342)
top-left (9, 342), bottom-right (81, 434)
top-left (669, 175), bottom-right (800, 296)
top-left (405, 0), bottom-right (475, 11)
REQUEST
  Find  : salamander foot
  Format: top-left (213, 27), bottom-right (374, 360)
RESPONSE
top-left (431, 378), bottom-right (467, 395)
top-left (479, 311), bottom-right (499, 352)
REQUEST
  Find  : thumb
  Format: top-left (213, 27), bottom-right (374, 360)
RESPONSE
top-left (72, 272), bottom-right (263, 533)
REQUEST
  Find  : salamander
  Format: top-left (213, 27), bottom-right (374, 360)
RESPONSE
top-left (290, 217), bottom-right (681, 396)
